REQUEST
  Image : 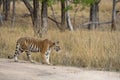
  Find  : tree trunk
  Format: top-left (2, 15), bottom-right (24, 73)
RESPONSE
top-left (11, 0), bottom-right (15, 27)
top-left (61, 0), bottom-right (66, 29)
top-left (23, 0), bottom-right (42, 36)
top-left (0, 12), bottom-right (3, 26)
top-left (0, 0), bottom-right (2, 9)
top-left (22, 0), bottom-right (33, 22)
top-left (33, 0), bottom-right (41, 36)
top-left (111, 0), bottom-right (116, 31)
top-left (88, 4), bottom-right (95, 30)
top-left (41, 0), bottom-right (48, 36)
top-left (88, 0), bottom-right (100, 30)
top-left (66, 0), bottom-right (73, 31)
top-left (3, 0), bottom-right (11, 20)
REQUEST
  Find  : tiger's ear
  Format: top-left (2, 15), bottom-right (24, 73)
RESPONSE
top-left (53, 41), bottom-right (59, 45)
top-left (53, 42), bottom-right (55, 45)
top-left (56, 41), bottom-right (59, 44)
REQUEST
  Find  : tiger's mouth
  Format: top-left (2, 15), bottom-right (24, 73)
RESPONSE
top-left (54, 46), bottom-right (61, 52)
top-left (56, 49), bottom-right (60, 52)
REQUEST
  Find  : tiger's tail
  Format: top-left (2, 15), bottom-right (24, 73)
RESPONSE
top-left (8, 42), bottom-right (20, 59)
top-left (8, 55), bottom-right (14, 59)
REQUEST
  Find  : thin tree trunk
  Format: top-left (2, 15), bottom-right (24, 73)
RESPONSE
top-left (66, 0), bottom-right (73, 31)
top-left (0, 0), bottom-right (2, 9)
top-left (0, 0), bottom-right (3, 26)
top-left (95, 1), bottom-right (99, 28)
top-left (111, 0), bottom-right (116, 31)
top-left (11, 0), bottom-right (15, 27)
top-left (3, 0), bottom-right (10, 20)
top-left (61, 0), bottom-right (66, 28)
top-left (3, 0), bottom-right (5, 13)
top-left (0, 13), bottom-right (3, 26)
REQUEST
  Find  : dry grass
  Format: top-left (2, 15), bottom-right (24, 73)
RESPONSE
top-left (0, 26), bottom-right (120, 71)
top-left (0, 0), bottom-right (120, 71)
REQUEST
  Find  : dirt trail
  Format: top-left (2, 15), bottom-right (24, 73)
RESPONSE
top-left (0, 59), bottom-right (119, 80)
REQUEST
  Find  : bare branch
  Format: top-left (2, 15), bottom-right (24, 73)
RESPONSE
top-left (116, 0), bottom-right (120, 3)
top-left (82, 21), bottom-right (112, 26)
top-left (48, 16), bottom-right (61, 24)
top-left (22, 0), bottom-right (33, 14)
top-left (48, 16), bottom-right (64, 31)
top-left (50, 6), bottom-right (60, 28)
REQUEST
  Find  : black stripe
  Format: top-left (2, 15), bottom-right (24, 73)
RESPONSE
top-left (29, 43), bottom-right (33, 50)
top-left (19, 47), bottom-right (23, 52)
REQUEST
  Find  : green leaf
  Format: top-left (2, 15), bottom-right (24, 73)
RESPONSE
top-left (74, 0), bottom-right (81, 4)
top-left (64, 5), bottom-right (73, 12)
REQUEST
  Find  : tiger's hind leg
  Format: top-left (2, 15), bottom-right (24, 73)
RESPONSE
top-left (25, 51), bottom-right (34, 63)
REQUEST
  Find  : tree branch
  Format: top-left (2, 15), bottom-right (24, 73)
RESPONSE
top-left (22, 0), bottom-right (33, 13)
top-left (82, 21), bottom-right (112, 26)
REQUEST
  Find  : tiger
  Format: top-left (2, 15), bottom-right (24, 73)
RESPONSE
top-left (8, 37), bottom-right (61, 65)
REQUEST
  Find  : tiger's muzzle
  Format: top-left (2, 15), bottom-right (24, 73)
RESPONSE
top-left (54, 46), bottom-right (61, 52)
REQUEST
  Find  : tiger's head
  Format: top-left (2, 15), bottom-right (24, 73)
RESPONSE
top-left (52, 41), bottom-right (61, 52)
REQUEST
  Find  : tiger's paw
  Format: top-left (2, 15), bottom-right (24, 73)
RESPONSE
top-left (30, 60), bottom-right (35, 63)
top-left (14, 60), bottom-right (18, 62)
top-left (42, 62), bottom-right (51, 65)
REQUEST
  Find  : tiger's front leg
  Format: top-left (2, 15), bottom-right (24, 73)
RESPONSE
top-left (45, 49), bottom-right (51, 65)
top-left (41, 52), bottom-right (51, 65)
top-left (41, 54), bottom-right (49, 65)
top-left (41, 45), bottom-right (51, 65)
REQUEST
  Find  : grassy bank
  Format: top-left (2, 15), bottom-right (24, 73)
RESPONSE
top-left (0, 26), bottom-right (120, 71)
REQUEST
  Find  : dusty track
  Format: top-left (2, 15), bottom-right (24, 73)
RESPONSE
top-left (0, 59), bottom-right (119, 80)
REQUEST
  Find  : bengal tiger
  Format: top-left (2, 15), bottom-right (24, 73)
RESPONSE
top-left (8, 37), bottom-right (61, 65)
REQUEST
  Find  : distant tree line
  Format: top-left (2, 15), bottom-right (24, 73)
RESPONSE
top-left (0, 0), bottom-right (119, 37)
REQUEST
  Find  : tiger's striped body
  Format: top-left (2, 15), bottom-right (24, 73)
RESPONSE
top-left (11, 37), bottom-right (60, 65)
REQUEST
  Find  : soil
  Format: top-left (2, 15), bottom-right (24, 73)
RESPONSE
top-left (0, 59), bottom-right (119, 80)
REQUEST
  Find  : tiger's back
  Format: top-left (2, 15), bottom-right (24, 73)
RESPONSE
top-left (18, 37), bottom-right (55, 51)
top-left (17, 37), bottom-right (42, 52)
